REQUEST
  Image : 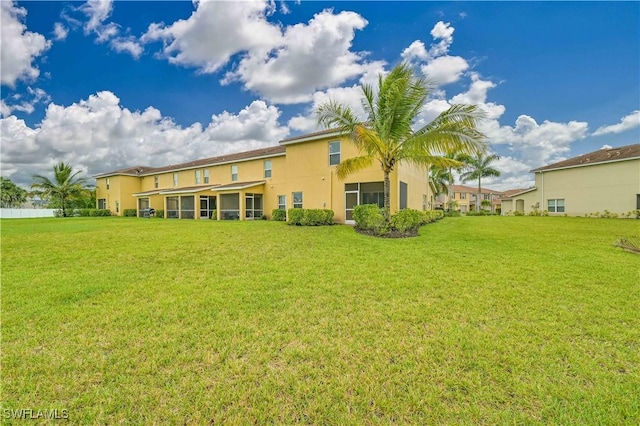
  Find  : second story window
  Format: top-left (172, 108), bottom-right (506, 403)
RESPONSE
top-left (329, 141), bottom-right (341, 165)
top-left (231, 165), bottom-right (238, 182)
top-left (154, 176), bottom-right (158, 188)
top-left (461, 192), bottom-right (466, 200)
top-left (292, 192), bottom-right (303, 209)
top-left (106, 178), bottom-right (110, 190)
top-left (195, 170), bottom-right (201, 184)
top-left (264, 160), bottom-right (272, 178)
top-left (204, 169), bottom-right (210, 184)
top-left (173, 173), bottom-right (178, 187)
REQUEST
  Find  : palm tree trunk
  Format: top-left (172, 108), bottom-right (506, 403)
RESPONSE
top-left (383, 169), bottom-right (391, 221)
top-left (477, 176), bottom-right (481, 212)
top-left (448, 167), bottom-right (454, 212)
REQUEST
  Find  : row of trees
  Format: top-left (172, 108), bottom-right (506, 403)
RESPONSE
top-left (430, 151), bottom-right (501, 212)
top-left (1, 163), bottom-right (93, 216)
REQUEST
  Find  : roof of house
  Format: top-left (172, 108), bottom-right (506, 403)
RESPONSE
top-left (501, 187), bottom-right (538, 199)
top-left (451, 184), bottom-right (502, 194)
top-left (500, 188), bottom-right (531, 198)
top-left (531, 143), bottom-right (640, 172)
top-left (94, 146), bottom-right (286, 178)
top-left (212, 180), bottom-right (265, 191)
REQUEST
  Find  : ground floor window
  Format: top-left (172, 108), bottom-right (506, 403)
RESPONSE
top-left (115, 201), bottom-right (119, 213)
top-left (167, 196), bottom-right (179, 218)
top-left (548, 199), bottom-right (565, 213)
top-left (138, 198), bottom-right (150, 217)
top-left (292, 192), bottom-right (303, 209)
top-left (98, 198), bottom-right (106, 209)
top-left (245, 193), bottom-right (263, 219)
top-left (399, 181), bottom-right (408, 209)
top-left (277, 195), bottom-right (286, 210)
top-left (220, 193), bottom-right (240, 220)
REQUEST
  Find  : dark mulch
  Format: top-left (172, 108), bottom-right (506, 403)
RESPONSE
top-left (354, 227), bottom-right (418, 238)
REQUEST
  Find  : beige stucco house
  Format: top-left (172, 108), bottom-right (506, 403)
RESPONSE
top-left (501, 144), bottom-right (640, 216)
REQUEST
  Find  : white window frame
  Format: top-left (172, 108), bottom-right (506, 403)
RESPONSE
top-left (173, 173), bottom-right (178, 187)
top-left (548, 199), bottom-right (565, 213)
top-left (264, 160), bottom-right (272, 178)
top-left (195, 170), bottom-right (201, 184)
top-left (277, 195), bottom-right (286, 210)
top-left (292, 192), bottom-right (303, 209)
top-left (106, 178), bottom-right (110, 190)
top-left (154, 176), bottom-right (159, 189)
top-left (204, 169), bottom-right (210, 184)
top-left (231, 165), bottom-right (238, 182)
top-left (329, 141), bottom-right (341, 166)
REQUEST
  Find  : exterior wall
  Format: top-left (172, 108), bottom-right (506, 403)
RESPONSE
top-left (535, 159), bottom-right (639, 215)
top-left (502, 158), bottom-right (640, 216)
top-left (282, 137), bottom-right (390, 223)
top-left (396, 162), bottom-right (430, 210)
top-left (96, 175), bottom-right (141, 216)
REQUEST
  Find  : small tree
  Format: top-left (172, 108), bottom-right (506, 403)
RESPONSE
top-left (1, 177), bottom-right (28, 208)
top-left (31, 163), bottom-right (89, 217)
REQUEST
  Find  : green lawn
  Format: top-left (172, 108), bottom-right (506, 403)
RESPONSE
top-left (2, 217), bottom-right (638, 424)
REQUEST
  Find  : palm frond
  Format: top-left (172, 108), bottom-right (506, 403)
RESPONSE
top-left (335, 155), bottom-right (375, 180)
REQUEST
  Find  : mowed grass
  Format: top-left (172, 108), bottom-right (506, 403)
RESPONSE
top-left (1, 216), bottom-right (639, 424)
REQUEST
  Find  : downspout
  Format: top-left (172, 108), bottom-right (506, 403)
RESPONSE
top-left (540, 172), bottom-right (544, 211)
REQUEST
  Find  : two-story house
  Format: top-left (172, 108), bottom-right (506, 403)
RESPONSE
top-left (94, 128), bottom-right (436, 224)
top-left (436, 185), bottom-right (503, 213)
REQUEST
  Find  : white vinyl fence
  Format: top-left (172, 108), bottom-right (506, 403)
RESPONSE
top-left (0, 208), bottom-right (57, 219)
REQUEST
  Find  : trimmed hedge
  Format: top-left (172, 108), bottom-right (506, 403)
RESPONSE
top-left (155, 209), bottom-right (164, 218)
top-left (287, 208), bottom-right (334, 226)
top-left (72, 208), bottom-right (112, 217)
top-left (272, 209), bottom-right (286, 221)
top-left (123, 209), bottom-right (137, 217)
top-left (354, 206), bottom-right (444, 237)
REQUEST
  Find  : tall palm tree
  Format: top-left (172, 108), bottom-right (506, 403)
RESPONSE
top-left (316, 62), bottom-right (487, 220)
top-left (460, 152), bottom-right (501, 212)
top-left (31, 162), bottom-right (89, 217)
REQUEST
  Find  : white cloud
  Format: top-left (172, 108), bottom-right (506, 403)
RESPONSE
top-left (0, 1), bottom-right (51, 87)
top-left (80, 0), bottom-right (113, 35)
top-left (0, 87), bottom-right (51, 117)
top-left (110, 38), bottom-right (143, 59)
top-left (0, 92), bottom-right (289, 187)
top-left (53, 22), bottom-right (69, 41)
top-left (421, 55), bottom-right (469, 85)
top-left (429, 21), bottom-right (455, 57)
top-left (225, 9), bottom-right (376, 104)
top-left (592, 110), bottom-right (640, 136)
top-left (141, 0), bottom-right (282, 73)
top-left (401, 40), bottom-right (428, 61)
top-left (141, 1), bottom-right (379, 104)
top-left (600, 144), bottom-right (613, 149)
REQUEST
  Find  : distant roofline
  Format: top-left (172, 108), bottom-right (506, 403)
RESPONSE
top-left (501, 187), bottom-right (538, 199)
top-left (93, 146), bottom-right (285, 178)
top-left (279, 128), bottom-right (343, 145)
top-left (531, 143), bottom-right (640, 173)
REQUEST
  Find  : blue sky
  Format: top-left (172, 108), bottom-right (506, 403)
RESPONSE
top-left (1, 0), bottom-right (638, 190)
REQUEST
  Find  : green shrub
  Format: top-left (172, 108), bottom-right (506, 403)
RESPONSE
top-left (123, 209), bottom-right (137, 217)
top-left (272, 209), bottom-right (286, 221)
top-left (287, 209), bottom-right (333, 226)
top-left (154, 209), bottom-right (164, 218)
top-left (514, 211), bottom-right (525, 216)
top-left (287, 208), bottom-right (304, 225)
top-left (467, 210), bottom-right (493, 216)
top-left (353, 204), bottom-right (387, 233)
top-left (444, 210), bottom-right (461, 217)
top-left (391, 209), bottom-right (424, 234)
top-left (210, 209), bottom-right (217, 220)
